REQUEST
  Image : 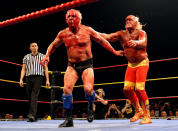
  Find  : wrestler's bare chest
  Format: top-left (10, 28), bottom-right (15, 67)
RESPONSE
top-left (63, 31), bottom-right (91, 48)
top-left (124, 31), bottom-right (139, 41)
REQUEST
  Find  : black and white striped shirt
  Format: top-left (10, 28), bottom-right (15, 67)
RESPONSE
top-left (23, 53), bottom-right (45, 76)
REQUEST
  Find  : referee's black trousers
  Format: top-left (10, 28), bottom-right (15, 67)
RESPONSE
top-left (26, 75), bottom-right (43, 118)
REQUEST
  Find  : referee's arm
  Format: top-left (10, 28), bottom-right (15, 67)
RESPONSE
top-left (19, 64), bottom-right (26, 87)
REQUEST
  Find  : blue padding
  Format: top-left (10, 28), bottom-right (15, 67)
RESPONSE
top-left (62, 94), bottom-right (73, 109)
top-left (85, 91), bottom-right (95, 103)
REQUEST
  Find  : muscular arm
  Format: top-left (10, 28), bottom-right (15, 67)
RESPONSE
top-left (45, 31), bottom-right (63, 57)
top-left (100, 31), bottom-right (121, 42)
top-left (44, 64), bottom-right (50, 88)
top-left (136, 30), bottom-right (147, 49)
top-left (128, 30), bottom-right (147, 49)
top-left (41, 31), bottom-right (63, 66)
top-left (89, 27), bottom-right (120, 55)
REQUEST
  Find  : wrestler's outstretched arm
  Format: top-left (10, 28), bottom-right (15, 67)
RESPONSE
top-left (99, 31), bottom-right (121, 42)
top-left (41, 31), bottom-right (63, 66)
top-left (88, 27), bottom-right (123, 56)
top-left (127, 30), bottom-right (147, 49)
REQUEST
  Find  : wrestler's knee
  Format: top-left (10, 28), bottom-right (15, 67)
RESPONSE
top-left (63, 86), bottom-right (73, 95)
top-left (84, 84), bottom-right (93, 95)
top-left (124, 81), bottom-right (135, 91)
top-left (135, 82), bottom-right (145, 90)
top-left (84, 88), bottom-right (93, 96)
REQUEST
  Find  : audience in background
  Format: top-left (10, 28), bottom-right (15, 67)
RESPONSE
top-left (94, 88), bottom-right (108, 119)
top-left (160, 111), bottom-right (167, 117)
top-left (121, 100), bottom-right (134, 118)
top-left (105, 104), bottom-right (121, 119)
top-left (150, 109), bottom-right (155, 117)
top-left (1, 101), bottom-right (178, 120)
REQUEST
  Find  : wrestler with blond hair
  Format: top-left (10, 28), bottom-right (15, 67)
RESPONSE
top-left (100, 15), bottom-right (152, 124)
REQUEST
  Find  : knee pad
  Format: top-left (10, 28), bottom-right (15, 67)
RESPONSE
top-left (124, 81), bottom-right (135, 90)
top-left (85, 91), bottom-right (95, 103)
top-left (136, 82), bottom-right (145, 90)
top-left (62, 94), bottom-right (73, 109)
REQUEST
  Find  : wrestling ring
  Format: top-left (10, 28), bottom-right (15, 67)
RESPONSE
top-left (0, 0), bottom-right (178, 131)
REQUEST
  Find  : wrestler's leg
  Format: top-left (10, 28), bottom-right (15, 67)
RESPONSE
top-left (59, 66), bottom-right (78, 127)
top-left (135, 65), bottom-right (152, 124)
top-left (82, 68), bottom-right (95, 122)
top-left (63, 66), bottom-right (78, 95)
top-left (123, 66), bottom-right (143, 122)
top-left (82, 68), bottom-right (94, 96)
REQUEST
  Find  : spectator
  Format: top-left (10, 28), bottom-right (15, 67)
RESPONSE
top-left (81, 113), bottom-right (87, 118)
top-left (9, 114), bottom-right (13, 119)
top-left (175, 110), bottom-right (178, 117)
top-left (93, 88), bottom-right (108, 119)
top-left (121, 100), bottom-right (134, 118)
top-left (150, 109), bottom-right (155, 117)
top-left (160, 102), bottom-right (172, 116)
top-left (18, 115), bottom-right (24, 120)
top-left (153, 102), bottom-right (161, 117)
top-left (55, 105), bottom-right (64, 118)
top-left (73, 114), bottom-right (77, 118)
top-left (160, 111), bottom-right (167, 117)
top-left (105, 104), bottom-right (121, 119)
top-left (5, 114), bottom-right (10, 119)
top-left (168, 110), bottom-right (174, 117)
top-left (43, 114), bottom-right (49, 120)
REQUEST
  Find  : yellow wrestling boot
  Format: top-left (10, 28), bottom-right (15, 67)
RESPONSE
top-left (130, 108), bottom-right (144, 122)
top-left (139, 111), bottom-right (152, 124)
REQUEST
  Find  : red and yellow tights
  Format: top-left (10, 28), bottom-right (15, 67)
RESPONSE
top-left (123, 59), bottom-right (151, 121)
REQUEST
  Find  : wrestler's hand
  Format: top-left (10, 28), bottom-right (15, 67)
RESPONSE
top-left (116, 50), bottom-right (124, 56)
top-left (40, 56), bottom-right (49, 66)
top-left (127, 40), bottom-right (137, 47)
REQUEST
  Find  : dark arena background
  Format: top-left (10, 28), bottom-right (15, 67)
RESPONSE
top-left (0, 0), bottom-right (178, 130)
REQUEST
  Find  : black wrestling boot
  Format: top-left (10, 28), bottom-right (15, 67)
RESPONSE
top-left (58, 109), bottom-right (73, 127)
top-left (87, 102), bottom-right (94, 123)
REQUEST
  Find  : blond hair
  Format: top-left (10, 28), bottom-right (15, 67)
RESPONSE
top-left (135, 16), bottom-right (143, 30)
top-left (127, 15), bottom-right (145, 30)
top-left (96, 88), bottom-right (105, 97)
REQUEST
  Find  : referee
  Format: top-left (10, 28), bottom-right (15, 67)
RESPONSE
top-left (19, 42), bottom-right (50, 122)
